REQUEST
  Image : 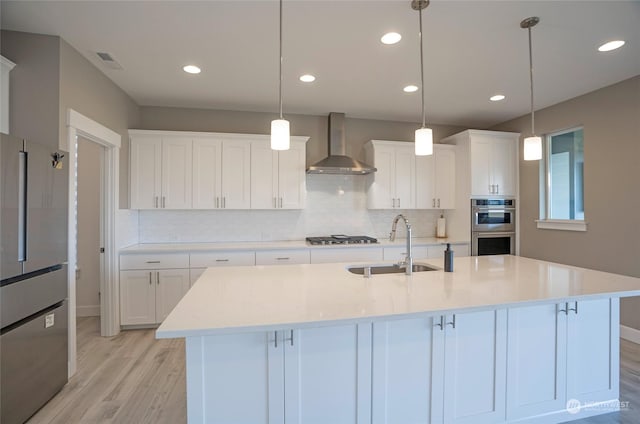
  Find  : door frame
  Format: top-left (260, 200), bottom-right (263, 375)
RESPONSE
top-left (64, 109), bottom-right (121, 377)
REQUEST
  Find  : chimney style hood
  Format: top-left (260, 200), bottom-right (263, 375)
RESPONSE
top-left (306, 113), bottom-right (376, 175)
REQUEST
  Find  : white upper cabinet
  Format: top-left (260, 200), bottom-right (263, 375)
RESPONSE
top-left (251, 138), bottom-right (307, 209)
top-left (416, 144), bottom-right (456, 209)
top-left (130, 130), bottom-right (308, 210)
top-left (365, 140), bottom-right (416, 209)
top-left (442, 130), bottom-right (519, 198)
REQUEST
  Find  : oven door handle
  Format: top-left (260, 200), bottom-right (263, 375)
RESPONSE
top-left (474, 231), bottom-right (516, 237)
top-left (474, 208), bottom-right (516, 213)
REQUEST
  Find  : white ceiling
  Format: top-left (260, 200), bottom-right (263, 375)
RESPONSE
top-left (1, 1), bottom-right (639, 128)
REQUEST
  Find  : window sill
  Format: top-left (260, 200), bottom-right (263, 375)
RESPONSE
top-left (535, 219), bottom-right (587, 232)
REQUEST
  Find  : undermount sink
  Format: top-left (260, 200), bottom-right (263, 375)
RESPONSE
top-left (348, 263), bottom-right (439, 275)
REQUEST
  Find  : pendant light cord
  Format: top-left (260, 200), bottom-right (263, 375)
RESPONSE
top-left (278, 0), bottom-right (283, 119)
top-left (528, 26), bottom-right (535, 135)
top-left (419, 6), bottom-right (426, 129)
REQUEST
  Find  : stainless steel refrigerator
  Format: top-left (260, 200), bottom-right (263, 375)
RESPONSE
top-left (1, 133), bottom-right (69, 424)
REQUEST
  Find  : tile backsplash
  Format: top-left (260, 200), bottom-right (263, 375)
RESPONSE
top-left (139, 174), bottom-right (445, 243)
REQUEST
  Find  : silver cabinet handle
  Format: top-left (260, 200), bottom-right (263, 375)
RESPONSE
top-left (149, 272), bottom-right (152, 285)
top-left (432, 198), bottom-right (436, 208)
top-left (398, 198), bottom-right (401, 208)
top-left (146, 260), bottom-right (161, 264)
top-left (18, 152), bottom-right (26, 262)
top-left (156, 271), bottom-right (160, 285)
top-left (216, 197), bottom-right (220, 208)
top-left (285, 329), bottom-right (294, 346)
top-left (435, 315), bottom-right (445, 330)
top-left (557, 302), bottom-right (569, 315)
top-left (273, 197), bottom-right (277, 208)
top-left (276, 257), bottom-right (290, 261)
top-left (223, 197), bottom-right (226, 208)
top-left (162, 196), bottom-right (166, 208)
top-left (392, 198), bottom-right (396, 208)
top-left (446, 314), bottom-right (456, 329)
top-left (279, 197), bottom-right (283, 208)
top-left (274, 331), bottom-right (278, 348)
top-left (215, 259), bottom-right (229, 262)
top-left (155, 196), bottom-right (159, 208)
top-left (568, 301), bottom-right (578, 314)
top-left (437, 198), bottom-right (440, 208)
top-left (496, 184), bottom-right (499, 194)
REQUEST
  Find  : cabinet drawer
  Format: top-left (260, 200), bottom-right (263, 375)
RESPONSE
top-left (120, 253), bottom-right (189, 270)
top-left (190, 251), bottom-right (255, 268)
top-left (255, 249), bottom-right (310, 266)
top-left (383, 246), bottom-right (429, 261)
top-left (310, 248), bottom-right (383, 264)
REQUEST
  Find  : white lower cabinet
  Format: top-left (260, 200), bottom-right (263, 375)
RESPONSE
top-left (372, 310), bottom-right (507, 424)
top-left (120, 269), bottom-right (190, 325)
top-left (186, 323), bottom-right (372, 424)
top-left (506, 298), bottom-right (619, 422)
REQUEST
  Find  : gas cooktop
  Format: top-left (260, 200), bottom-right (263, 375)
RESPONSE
top-left (305, 235), bottom-right (378, 245)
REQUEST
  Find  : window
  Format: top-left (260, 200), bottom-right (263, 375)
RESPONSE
top-left (537, 127), bottom-right (586, 231)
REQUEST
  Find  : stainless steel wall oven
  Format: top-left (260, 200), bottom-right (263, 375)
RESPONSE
top-left (471, 199), bottom-right (516, 256)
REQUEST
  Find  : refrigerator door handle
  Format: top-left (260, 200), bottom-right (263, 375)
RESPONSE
top-left (18, 151), bottom-right (27, 262)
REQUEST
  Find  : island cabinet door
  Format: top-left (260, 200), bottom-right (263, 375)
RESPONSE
top-left (371, 317), bottom-right (440, 424)
top-left (506, 303), bottom-right (568, 421)
top-left (440, 309), bottom-right (507, 424)
top-left (566, 298), bottom-right (619, 406)
top-left (283, 323), bottom-right (372, 424)
top-left (185, 332), bottom-right (277, 424)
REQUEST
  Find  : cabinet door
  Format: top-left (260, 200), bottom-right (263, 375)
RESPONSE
top-left (155, 269), bottom-right (190, 323)
top-left (192, 138), bottom-right (222, 209)
top-left (566, 298), bottom-right (619, 405)
top-left (221, 141), bottom-right (251, 209)
top-left (490, 138), bottom-right (516, 196)
top-left (161, 137), bottom-right (192, 209)
top-left (372, 317), bottom-right (438, 424)
top-left (130, 135), bottom-right (162, 209)
top-left (415, 153), bottom-right (436, 209)
top-left (435, 146), bottom-right (456, 209)
top-left (506, 304), bottom-right (568, 420)
top-left (368, 145), bottom-right (396, 209)
top-left (250, 141), bottom-right (278, 209)
top-left (470, 137), bottom-right (492, 197)
top-left (394, 146), bottom-right (416, 209)
top-left (284, 324), bottom-right (372, 424)
top-left (278, 142), bottom-right (306, 209)
top-left (442, 309), bottom-right (507, 424)
top-left (186, 332), bottom-right (276, 424)
top-left (119, 270), bottom-right (156, 325)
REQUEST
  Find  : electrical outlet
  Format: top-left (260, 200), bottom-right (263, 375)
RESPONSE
top-left (45, 313), bottom-right (55, 328)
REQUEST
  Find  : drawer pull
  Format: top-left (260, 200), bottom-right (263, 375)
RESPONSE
top-left (146, 261), bottom-right (161, 264)
top-left (215, 259), bottom-right (229, 262)
top-left (276, 257), bottom-right (290, 260)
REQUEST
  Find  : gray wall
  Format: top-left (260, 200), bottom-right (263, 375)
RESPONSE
top-left (59, 39), bottom-right (140, 207)
top-left (492, 75), bottom-right (640, 330)
top-left (139, 106), bottom-right (465, 167)
top-left (1, 31), bottom-right (60, 150)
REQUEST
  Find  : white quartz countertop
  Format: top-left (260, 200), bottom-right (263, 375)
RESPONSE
top-left (156, 255), bottom-right (640, 339)
top-left (121, 237), bottom-right (468, 254)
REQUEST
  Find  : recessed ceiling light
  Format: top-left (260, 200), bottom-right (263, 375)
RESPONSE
top-left (403, 85), bottom-right (418, 93)
top-left (183, 65), bottom-right (201, 74)
top-left (598, 40), bottom-right (625, 52)
top-left (381, 32), bottom-right (402, 45)
top-left (299, 74), bottom-right (316, 82)
top-left (490, 94), bottom-right (506, 102)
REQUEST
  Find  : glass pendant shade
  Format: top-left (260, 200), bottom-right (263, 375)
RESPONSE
top-left (271, 119), bottom-right (290, 150)
top-left (523, 135), bottom-right (542, 161)
top-left (415, 127), bottom-right (433, 156)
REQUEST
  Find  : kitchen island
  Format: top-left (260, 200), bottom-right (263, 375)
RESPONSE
top-left (156, 255), bottom-right (640, 424)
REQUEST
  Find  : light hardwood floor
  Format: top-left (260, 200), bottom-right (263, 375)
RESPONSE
top-left (28, 317), bottom-right (640, 424)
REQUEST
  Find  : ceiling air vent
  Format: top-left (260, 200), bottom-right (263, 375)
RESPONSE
top-left (96, 52), bottom-right (123, 70)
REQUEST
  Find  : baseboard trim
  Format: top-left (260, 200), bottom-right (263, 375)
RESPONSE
top-left (77, 305), bottom-right (100, 317)
top-left (620, 325), bottom-right (640, 344)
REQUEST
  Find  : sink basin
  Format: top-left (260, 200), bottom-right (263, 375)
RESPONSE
top-left (348, 263), bottom-right (439, 275)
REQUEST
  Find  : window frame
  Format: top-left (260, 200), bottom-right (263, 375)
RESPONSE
top-left (536, 126), bottom-right (587, 232)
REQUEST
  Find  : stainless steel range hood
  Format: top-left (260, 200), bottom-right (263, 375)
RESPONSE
top-left (306, 113), bottom-right (376, 175)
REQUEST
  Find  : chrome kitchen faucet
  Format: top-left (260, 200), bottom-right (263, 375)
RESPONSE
top-left (389, 214), bottom-right (413, 275)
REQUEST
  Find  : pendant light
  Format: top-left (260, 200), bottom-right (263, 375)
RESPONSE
top-left (521, 17), bottom-right (542, 161)
top-left (271, 0), bottom-right (290, 150)
top-left (412, 0), bottom-right (433, 156)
